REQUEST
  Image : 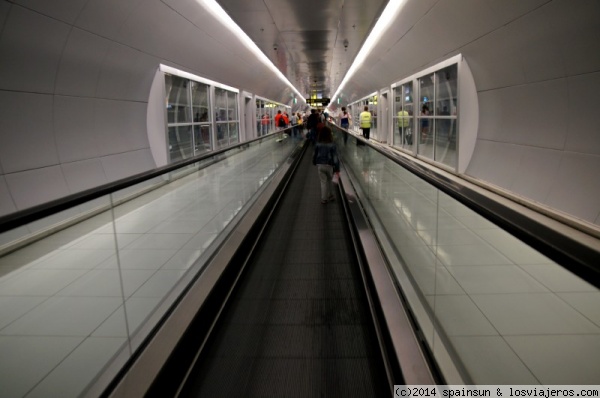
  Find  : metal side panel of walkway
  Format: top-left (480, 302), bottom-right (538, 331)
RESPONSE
top-left (178, 146), bottom-right (389, 397)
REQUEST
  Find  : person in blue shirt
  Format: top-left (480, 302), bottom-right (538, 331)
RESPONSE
top-left (312, 126), bottom-right (339, 204)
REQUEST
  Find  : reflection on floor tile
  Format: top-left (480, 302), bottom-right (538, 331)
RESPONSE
top-left (506, 334), bottom-right (600, 384)
top-left (558, 292), bottom-right (600, 326)
top-left (1, 296), bottom-right (122, 336)
top-left (0, 335), bottom-right (83, 397)
top-left (433, 295), bottom-right (498, 336)
top-left (451, 336), bottom-right (539, 384)
top-left (471, 293), bottom-right (600, 335)
top-left (446, 265), bottom-right (549, 294)
top-left (26, 337), bottom-right (126, 398)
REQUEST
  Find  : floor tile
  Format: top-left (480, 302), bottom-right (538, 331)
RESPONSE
top-left (0, 269), bottom-right (88, 296)
top-left (56, 269), bottom-right (157, 297)
top-left (521, 264), bottom-right (597, 292)
top-left (446, 265), bottom-right (549, 294)
top-left (0, 335), bottom-right (83, 398)
top-left (0, 296), bottom-right (46, 330)
top-left (505, 334), bottom-right (600, 384)
top-left (471, 293), bottom-right (600, 335)
top-left (450, 335), bottom-right (539, 384)
top-left (25, 337), bottom-right (126, 398)
top-left (432, 295), bottom-right (498, 336)
top-left (0, 296), bottom-right (122, 336)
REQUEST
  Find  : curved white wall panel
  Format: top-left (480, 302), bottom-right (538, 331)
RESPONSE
top-left (567, 72), bottom-right (600, 156)
top-left (0, 177), bottom-right (17, 217)
top-left (100, 149), bottom-right (156, 182)
top-left (5, 166), bottom-right (70, 210)
top-left (546, 153), bottom-right (600, 223)
top-left (14, 0), bottom-right (87, 24)
top-left (0, 92), bottom-right (58, 173)
top-left (476, 80), bottom-right (568, 149)
top-left (55, 28), bottom-right (112, 98)
top-left (61, 158), bottom-right (108, 194)
top-left (0, 7), bottom-right (70, 93)
top-left (54, 96), bottom-right (100, 163)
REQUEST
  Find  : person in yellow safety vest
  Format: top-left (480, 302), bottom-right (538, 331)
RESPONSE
top-left (359, 106), bottom-right (372, 140)
top-left (397, 106), bottom-right (411, 145)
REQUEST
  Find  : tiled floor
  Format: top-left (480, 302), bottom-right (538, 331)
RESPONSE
top-left (338, 136), bottom-right (600, 384)
top-left (0, 136), bottom-right (298, 398)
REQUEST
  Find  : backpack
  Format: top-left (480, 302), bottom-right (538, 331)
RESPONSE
top-left (278, 116), bottom-right (286, 127)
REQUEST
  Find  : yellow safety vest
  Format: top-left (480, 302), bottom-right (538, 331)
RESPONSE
top-left (398, 110), bottom-right (409, 128)
top-left (359, 111), bottom-right (372, 128)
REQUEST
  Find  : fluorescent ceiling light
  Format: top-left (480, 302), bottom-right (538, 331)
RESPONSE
top-left (331, 0), bottom-right (408, 104)
top-left (199, 0), bottom-right (306, 103)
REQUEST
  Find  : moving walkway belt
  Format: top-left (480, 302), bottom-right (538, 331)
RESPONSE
top-left (174, 145), bottom-right (389, 397)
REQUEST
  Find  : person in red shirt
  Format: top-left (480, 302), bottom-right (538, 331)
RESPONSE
top-left (274, 110), bottom-right (286, 129)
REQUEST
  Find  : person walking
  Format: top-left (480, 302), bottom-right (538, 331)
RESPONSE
top-left (306, 108), bottom-right (320, 145)
top-left (359, 105), bottom-right (372, 141)
top-left (312, 126), bottom-right (339, 204)
top-left (398, 106), bottom-right (411, 144)
top-left (339, 106), bottom-right (351, 144)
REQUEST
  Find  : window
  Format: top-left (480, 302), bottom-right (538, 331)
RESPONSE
top-left (164, 71), bottom-right (240, 162)
top-left (390, 61), bottom-right (458, 169)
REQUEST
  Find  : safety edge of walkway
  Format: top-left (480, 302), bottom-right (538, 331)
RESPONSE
top-left (336, 166), bottom-right (440, 387)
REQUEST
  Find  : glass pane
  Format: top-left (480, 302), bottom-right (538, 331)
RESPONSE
top-left (418, 74), bottom-right (434, 159)
top-left (260, 111), bottom-right (270, 136)
top-left (216, 123), bottom-right (228, 148)
top-left (370, 96), bottom-right (377, 139)
top-left (165, 74), bottom-right (191, 124)
top-left (191, 81), bottom-right (210, 123)
top-left (228, 122), bottom-right (239, 144)
top-left (215, 88), bottom-right (227, 123)
top-left (169, 125), bottom-right (193, 162)
top-left (228, 91), bottom-right (238, 121)
top-left (435, 64), bottom-right (457, 119)
top-left (434, 118), bottom-right (456, 168)
top-left (194, 125), bottom-right (211, 154)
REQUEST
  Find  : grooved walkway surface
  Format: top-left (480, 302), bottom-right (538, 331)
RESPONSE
top-left (181, 145), bottom-right (388, 397)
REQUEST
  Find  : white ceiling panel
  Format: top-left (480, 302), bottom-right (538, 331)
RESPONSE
top-left (15, 0), bottom-right (87, 24)
top-left (543, 0), bottom-right (600, 76)
top-left (0, 6), bottom-right (70, 93)
top-left (0, 1), bottom-right (10, 32)
top-left (55, 28), bottom-right (112, 97)
top-left (96, 42), bottom-right (161, 102)
top-left (75, 0), bottom-right (141, 41)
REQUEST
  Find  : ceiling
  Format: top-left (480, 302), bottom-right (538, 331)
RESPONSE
top-left (215, 0), bottom-right (388, 101)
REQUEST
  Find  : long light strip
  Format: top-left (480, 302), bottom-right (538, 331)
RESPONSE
top-left (331, 0), bottom-right (408, 104)
top-left (198, 0), bottom-right (306, 104)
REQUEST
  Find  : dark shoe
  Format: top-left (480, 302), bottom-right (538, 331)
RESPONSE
top-left (328, 195), bottom-right (335, 202)
top-left (321, 200), bottom-right (327, 204)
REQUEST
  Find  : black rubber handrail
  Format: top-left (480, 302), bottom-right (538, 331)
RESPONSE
top-left (332, 126), bottom-right (600, 288)
top-left (0, 133), bottom-right (281, 234)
